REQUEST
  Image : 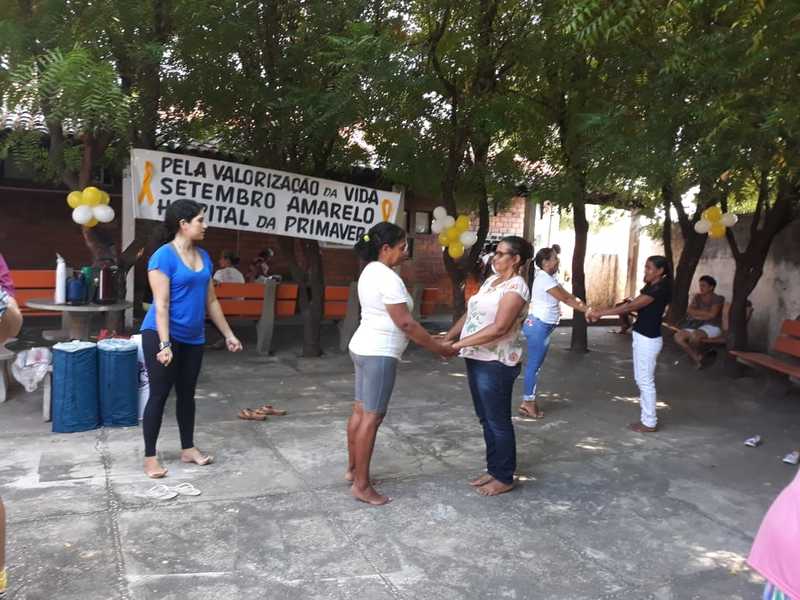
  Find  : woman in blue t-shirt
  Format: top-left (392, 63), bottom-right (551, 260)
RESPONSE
top-left (140, 199), bottom-right (243, 479)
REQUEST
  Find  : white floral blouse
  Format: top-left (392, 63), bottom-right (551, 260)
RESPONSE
top-left (458, 274), bottom-right (530, 366)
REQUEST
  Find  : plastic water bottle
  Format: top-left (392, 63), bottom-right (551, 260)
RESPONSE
top-left (55, 254), bottom-right (67, 304)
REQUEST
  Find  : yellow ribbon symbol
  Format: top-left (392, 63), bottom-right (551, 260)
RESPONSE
top-left (381, 198), bottom-right (393, 222)
top-left (137, 160), bottom-right (155, 205)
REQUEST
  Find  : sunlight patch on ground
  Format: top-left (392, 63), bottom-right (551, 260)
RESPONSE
top-left (610, 395), bottom-right (639, 405)
top-left (575, 437), bottom-right (607, 452)
top-left (690, 546), bottom-right (761, 581)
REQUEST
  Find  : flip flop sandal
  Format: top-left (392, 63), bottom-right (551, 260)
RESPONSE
top-left (239, 408), bottom-right (267, 421)
top-left (517, 406), bottom-right (543, 419)
top-left (172, 482), bottom-right (202, 496)
top-left (255, 404), bottom-right (287, 416)
top-left (144, 484), bottom-right (178, 501)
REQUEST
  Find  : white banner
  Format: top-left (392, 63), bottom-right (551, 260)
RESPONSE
top-left (131, 149), bottom-right (401, 245)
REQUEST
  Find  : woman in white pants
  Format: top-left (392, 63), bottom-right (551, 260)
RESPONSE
top-left (588, 256), bottom-right (672, 432)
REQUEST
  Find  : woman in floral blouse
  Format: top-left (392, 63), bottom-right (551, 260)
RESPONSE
top-left (444, 236), bottom-right (533, 496)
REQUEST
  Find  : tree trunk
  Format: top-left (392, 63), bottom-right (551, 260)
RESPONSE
top-left (661, 183), bottom-right (674, 278)
top-left (667, 232), bottom-right (706, 324)
top-left (570, 191), bottom-right (589, 352)
top-left (278, 236), bottom-right (324, 357)
top-left (727, 174), bottom-right (798, 353)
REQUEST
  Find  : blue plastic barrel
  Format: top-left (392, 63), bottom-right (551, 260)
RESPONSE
top-left (52, 341), bottom-right (100, 433)
top-left (97, 339), bottom-right (139, 427)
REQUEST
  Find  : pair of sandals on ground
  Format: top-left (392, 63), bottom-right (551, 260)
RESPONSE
top-left (238, 404), bottom-right (288, 421)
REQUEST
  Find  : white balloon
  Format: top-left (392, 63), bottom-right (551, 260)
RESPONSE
top-left (431, 219), bottom-right (444, 234)
top-left (72, 205), bottom-right (93, 225)
top-left (721, 213), bottom-right (738, 227)
top-left (459, 230), bottom-right (477, 247)
top-left (433, 206), bottom-right (448, 220)
top-left (694, 219), bottom-right (711, 234)
top-left (442, 215), bottom-right (455, 229)
top-left (93, 205), bottom-right (115, 223)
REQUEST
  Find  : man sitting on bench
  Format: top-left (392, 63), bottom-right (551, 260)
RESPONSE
top-left (674, 275), bottom-right (725, 368)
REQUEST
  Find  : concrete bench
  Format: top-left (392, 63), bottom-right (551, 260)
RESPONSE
top-left (730, 319), bottom-right (800, 381)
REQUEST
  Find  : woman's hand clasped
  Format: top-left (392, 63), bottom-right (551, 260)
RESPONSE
top-left (225, 335), bottom-right (243, 352)
top-left (157, 347), bottom-right (173, 366)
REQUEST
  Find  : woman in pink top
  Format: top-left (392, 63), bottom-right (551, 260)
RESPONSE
top-left (748, 468), bottom-right (800, 599)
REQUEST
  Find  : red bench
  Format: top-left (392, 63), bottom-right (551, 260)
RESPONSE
top-left (730, 319), bottom-right (800, 380)
top-left (214, 282), bottom-right (298, 353)
top-left (10, 270), bottom-right (59, 317)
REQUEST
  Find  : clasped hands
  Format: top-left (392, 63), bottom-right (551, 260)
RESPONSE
top-left (585, 306), bottom-right (603, 323)
top-left (434, 333), bottom-right (460, 359)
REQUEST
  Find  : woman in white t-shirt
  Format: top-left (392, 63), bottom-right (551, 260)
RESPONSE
top-left (443, 236), bottom-right (532, 497)
top-left (212, 250), bottom-right (245, 284)
top-left (347, 222), bottom-right (456, 506)
top-left (519, 247), bottom-right (589, 419)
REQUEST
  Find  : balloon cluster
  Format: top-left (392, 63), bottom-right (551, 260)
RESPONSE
top-left (693, 205), bottom-right (738, 239)
top-left (66, 186), bottom-right (115, 228)
top-left (431, 206), bottom-right (478, 259)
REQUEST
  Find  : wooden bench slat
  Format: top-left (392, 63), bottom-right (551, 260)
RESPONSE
top-left (10, 270), bottom-right (56, 288)
top-left (218, 299), bottom-right (264, 316)
top-left (215, 283), bottom-right (267, 299)
top-left (277, 284), bottom-right (299, 300)
top-left (774, 335), bottom-right (800, 359)
top-left (730, 351), bottom-right (800, 378)
top-left (324, 303), bottom-right (348, 319)
top-left (276, 301), bottom-right (296, 317)
top-left (324, 286), bottom-right (350, 301)
top-left (780, 319), bottom-right (800, 338)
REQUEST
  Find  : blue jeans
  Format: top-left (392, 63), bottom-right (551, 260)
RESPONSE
top-left (522, 317), bottom-right (557, 400)
top-left (465, 358), bottom-right (521, 485)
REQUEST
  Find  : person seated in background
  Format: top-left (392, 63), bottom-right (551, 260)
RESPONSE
top-left (673, 275), bottom-right (725, 368)
top-left (246, 249), bottom-right (281, 283)
top-left (213, 250), bottom-right (245, 284)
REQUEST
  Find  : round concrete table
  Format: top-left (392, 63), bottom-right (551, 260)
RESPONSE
top-left (25, 298), bottom-right (132, 341)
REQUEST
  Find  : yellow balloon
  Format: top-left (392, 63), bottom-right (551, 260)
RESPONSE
top-left (100, 191), bottom-right (110, 205)
top-left (438, 232), bottom-right (449, 246)
top-left (82, 186), bottom-right (103, 206)
top-left (446, 227), bottom-right (460, 242)
top-left (67, 191), bottom-right (84, 208)
top-left (454, 215), bottom-right (470, 232)
top-left (703, 205), bottom-right (723, 223)
top-left (448, 242), bottom-right (465, 259)
top-left (709, 222), bottom-right (726, 239)
top-left (85, 217), bottom-right (99, 228)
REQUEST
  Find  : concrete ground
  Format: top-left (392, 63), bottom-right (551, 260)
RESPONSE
top-left (1, 323), bottom-right (799, 600)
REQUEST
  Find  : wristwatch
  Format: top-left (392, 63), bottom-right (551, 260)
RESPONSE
top-left (158, 340), bottom-right (172, 351)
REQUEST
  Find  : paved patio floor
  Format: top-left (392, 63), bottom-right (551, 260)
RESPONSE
top-left (1, 324), bottom-right (799, 599)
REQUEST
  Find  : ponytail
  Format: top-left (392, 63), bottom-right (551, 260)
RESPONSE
top-left (354, 222), bottom-right (406, 263)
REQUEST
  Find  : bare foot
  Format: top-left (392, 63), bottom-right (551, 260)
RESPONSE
top-left (144, 457), bottom-right (167, 479)
top-left (469, 473), bottom-right (495, 487)
top-left (476, 479), bottom-right (514, 496)
top-left (180, 447), bottom-right (214, 466)
top-left (351, 484), bottom-right (392, 506)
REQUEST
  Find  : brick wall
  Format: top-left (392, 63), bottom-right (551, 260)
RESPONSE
top-left (1, 184), bottom-right (527, 310)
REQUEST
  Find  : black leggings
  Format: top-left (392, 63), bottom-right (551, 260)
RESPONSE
top-left (142, 329), bottom-right (204, 457)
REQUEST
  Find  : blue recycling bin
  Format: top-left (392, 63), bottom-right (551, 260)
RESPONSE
top-left (97, 339), bottom-right (139, 427)
top-left (52, 341), bottom-right (100, 433)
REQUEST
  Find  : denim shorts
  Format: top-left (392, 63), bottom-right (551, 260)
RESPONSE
top-left (350, 352), bottom-right (398, 414)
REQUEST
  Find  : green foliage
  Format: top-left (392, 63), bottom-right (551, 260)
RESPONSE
top-left (5, 46), bottom-right (130, 137)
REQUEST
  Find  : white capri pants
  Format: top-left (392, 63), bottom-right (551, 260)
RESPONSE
top-left (632, 331), bottom-right (663, 428)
